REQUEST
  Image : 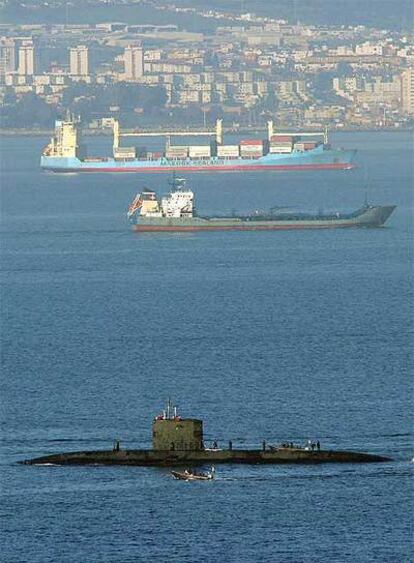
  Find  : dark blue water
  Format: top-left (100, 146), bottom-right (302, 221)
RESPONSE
top-left (1, 132), bottom-right (413, 562)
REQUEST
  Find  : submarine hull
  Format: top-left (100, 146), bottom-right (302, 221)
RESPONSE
top-left (22, 448), bottom-right (391, 466)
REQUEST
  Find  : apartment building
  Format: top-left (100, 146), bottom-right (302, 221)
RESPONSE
top-left (124, 44), bottom-right (144, 80)
top-left (401, 68), bottom-right (414, 114)
top-left (69, 45), bottom-right (89, 76)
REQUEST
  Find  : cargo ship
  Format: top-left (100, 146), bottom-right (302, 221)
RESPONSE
top-left (40, 117), bottom-right (356, 173)
top-left (128, 177), bottom-right (396, 232)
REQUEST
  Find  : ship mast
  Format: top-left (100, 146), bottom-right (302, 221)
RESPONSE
top-left (165, 398), bottom-right (179, 419)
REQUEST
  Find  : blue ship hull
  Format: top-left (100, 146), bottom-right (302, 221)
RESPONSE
top-left (41, 145), bottom-right (356, 173)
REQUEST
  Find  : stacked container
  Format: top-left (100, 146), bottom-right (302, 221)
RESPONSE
top-left (270, 135), bottom-right (294, 142)
top-left (114, 146), bottom-right (137, 159)
top-left (217, 145), bottom-right (240, 158)
top-left (293, 141), bottom-right (318, 151)
top-left (240, 139), bottom-right (263, 158)
top-left (166, 146), bottom-right (189, 159)
top-left (269, 135), bottom-right (294, 154)
top-left (188, 145), bottom-right (211, 158)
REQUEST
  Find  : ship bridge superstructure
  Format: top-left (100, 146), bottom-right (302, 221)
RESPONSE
top-left (43, 117), bottom-right (83, 159)
top-left (161, 184), bottom-right (194, 218)
top-left (128, 179), bottom-right (194, 220)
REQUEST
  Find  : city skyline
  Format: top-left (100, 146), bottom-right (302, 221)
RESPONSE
top-left (0, 1), bottom-right (413, 130)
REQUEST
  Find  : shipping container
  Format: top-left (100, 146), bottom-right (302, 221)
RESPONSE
top-left (166, 146), bottom-right (188, 159)
top-left (269, 146), bottom-right (293, 154)
top-left (269, 141), bottom-right (292, 147)
top-left (240, 149), bottom-right (263, 156)
top-left (188, 145), bottom-right (210, 150)
top-left (270, 135), bottom-right (294, 142)
top-left (189, 145), bottom-right (211, 158)
top-left (114, 146), bottom-right (136, 152)
top-left (114, 153), bottom-right (137, 159)
top-left (240, 139), bottom-right (263, 146)
top-left (217, 145), bottom-right (240, 157)
top-left (166, 149), bottom-right (188, 155)
top-left (166, 153), bottom-right (188, 160)
top-left (167, 145), bottom-right (189, 153)
top-left (294, 141), bottom-right (317, 151)
top-left (114, 146), bottom-right (136, 158)
top-left (240, 151), bottom-right (263, 158)
top-left (217, 152), bottom-right (239, 157)
top-left (240, 145), bottom-right (263, 151)
top-left (240, 146), bottom-right (264, 151)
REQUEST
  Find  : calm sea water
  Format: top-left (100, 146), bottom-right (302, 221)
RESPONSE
top-left (1, 131), bottom-right (413, 562)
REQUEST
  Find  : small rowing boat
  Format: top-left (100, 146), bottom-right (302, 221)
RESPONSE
top-left (171, 467), bottom-right (215, 481)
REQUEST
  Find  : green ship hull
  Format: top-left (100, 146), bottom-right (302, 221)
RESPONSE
top-left (132, 205), bottom-right (396, 232)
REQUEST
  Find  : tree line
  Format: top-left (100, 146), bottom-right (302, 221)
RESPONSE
top-left (0, 82), bottom-right (168, 129)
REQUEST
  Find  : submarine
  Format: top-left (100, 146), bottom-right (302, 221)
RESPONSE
top-left (20, 401), bottom-right (392, 467)
top-left (22, 401), bottom-right (391, 466)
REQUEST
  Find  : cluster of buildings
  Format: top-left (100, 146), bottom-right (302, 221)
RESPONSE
top-left (0, 11), bottom-right (413, 129)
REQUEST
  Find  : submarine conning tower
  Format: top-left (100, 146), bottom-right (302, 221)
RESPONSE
top-left (152, 400), bottom-right (204, 452)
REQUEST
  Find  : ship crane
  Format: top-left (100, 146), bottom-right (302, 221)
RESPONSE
top-left (267, 120), bottom-right (328, 144)
top-left (112, 118), bottom-right (223, 151)
top-left (111, 119), bottom-right (328, 156)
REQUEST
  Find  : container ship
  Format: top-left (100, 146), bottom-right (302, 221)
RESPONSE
top-left (127, 177), bottom-right (395, 232)
top-left (41, 118), bottom-right (356, 173)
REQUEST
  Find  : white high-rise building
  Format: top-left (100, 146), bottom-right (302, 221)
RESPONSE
top-left (124, 44), bottom-right (144, 80)
top-left (18, 41), bottom-right (35, 76)
top-left (0, 38), bottom-right (17, 77)
top-left (69, 45), bottom-right (89, 76)
top-left (401, 68), bottom-right (414, 114)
